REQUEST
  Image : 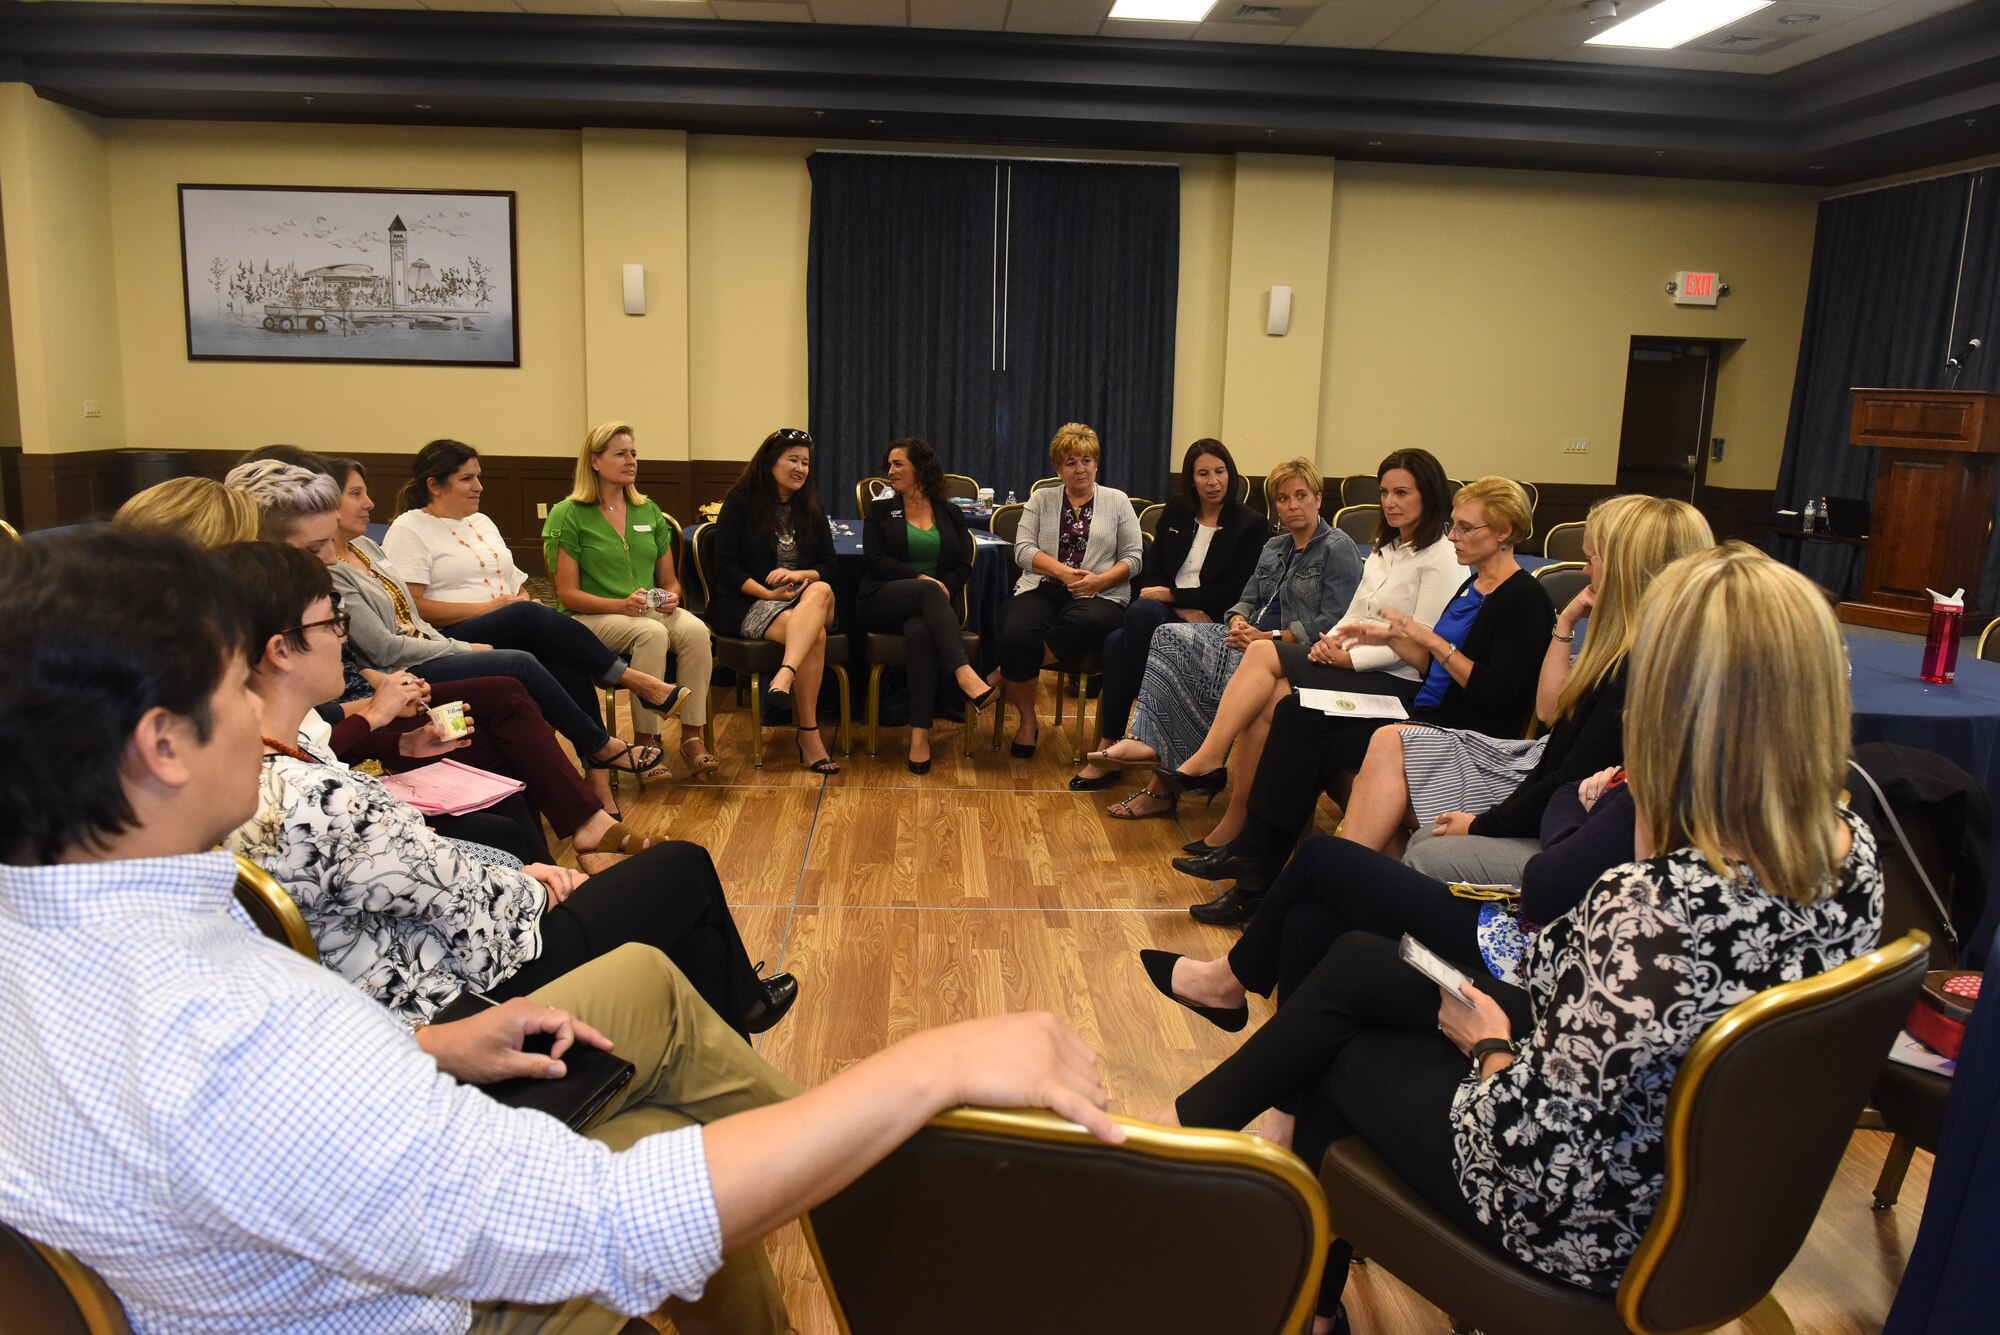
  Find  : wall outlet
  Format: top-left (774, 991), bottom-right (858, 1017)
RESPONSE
top-left (1564, 438), bottom-right (1588, 454)
top-left (83, 400), bottom-right (101, 418)
top-left (536, 502), bottom-right (549, 520)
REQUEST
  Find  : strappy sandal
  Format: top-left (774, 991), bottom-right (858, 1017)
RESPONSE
top-left (1106, 786), bottom-right (1178, 821)
top-left (589, 741), bottom-right (665, 775)
top-left (765, 664), bottom-right (797, 716)
top-left (795, 724), bottom-right (841, 775)
top-left (680, 737), bottom-right (720, 780)
top-left (1084, 743), bottom-right (1158, 768)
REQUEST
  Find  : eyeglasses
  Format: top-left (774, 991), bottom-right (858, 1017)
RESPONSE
top-left (774, 428), bottom-right (813, 444)
top-left (282, 611), bottom-right (351, 640)
top-left (1446, 522), bottom-right (1491, 538)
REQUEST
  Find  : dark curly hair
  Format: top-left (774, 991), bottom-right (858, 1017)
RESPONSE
top-left (399, 438), bottom-right (481, 514)
top-left (0, 530), bottom-right (250, 863)
top-left (734, 428), bottom-right (826, 537)
top-left (1374, 448), bottom-right (1452, 550)
top-left (1179, 438), bottom-right (1241, 516)
top-left (883, 437), bottom-right (950, 513)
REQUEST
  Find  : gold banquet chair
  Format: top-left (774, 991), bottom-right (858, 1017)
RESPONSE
top-left (0, 1223), bottom-right (135, 1335)
top-left (804, 1108), bottom-right (1328, 1335)
top-left (1317, 932), bottom-right (1930, 1335)
top-left (863, 530), bottom-right (983, 758)
top-left (986, 502), bottom-right (1102, 757)
top-left (232, 852), bottom-right (317, 958)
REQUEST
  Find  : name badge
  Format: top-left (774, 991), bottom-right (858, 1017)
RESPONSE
top-left (632, 524), bottom-right (653, 532)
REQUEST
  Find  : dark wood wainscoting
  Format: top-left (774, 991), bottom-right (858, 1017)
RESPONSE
top-left (4, 447), bottom-right (752, 575)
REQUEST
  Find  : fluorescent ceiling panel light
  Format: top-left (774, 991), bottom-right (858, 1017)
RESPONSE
top-left (1107, 0), bottom-right (1216, 21)
top-left (1585, 0), bottom-right (1772, 48)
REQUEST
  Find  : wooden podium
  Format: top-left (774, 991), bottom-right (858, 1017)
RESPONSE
top-left (1836, 388), bottom-right (2000, 635)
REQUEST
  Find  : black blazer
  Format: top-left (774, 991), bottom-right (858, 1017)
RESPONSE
top-left (858, 494), bottom-right (974, 606)
top-left (1418, 567), bottom-right (1557, 740)
top-left (706, 484), bottom-right (838, 635)
top-left (1471, 664), bottom-right (1628, 840)
top-left (1137, 499), bottom-right (1269, 624)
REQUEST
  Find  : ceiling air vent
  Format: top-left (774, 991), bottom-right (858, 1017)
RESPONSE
top-left (1706, 32), bottom-right (1774, 52)
top-left (1235, 4), bottom-right (1285, 20)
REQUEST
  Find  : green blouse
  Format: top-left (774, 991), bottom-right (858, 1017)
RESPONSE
top-left (542, 496), bottom-right (676, 611)
top-left (904, 520), bottom-right (942, 575)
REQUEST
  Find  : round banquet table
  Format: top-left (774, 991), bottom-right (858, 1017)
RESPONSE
top-left (1846, 633), bottom-right (2000, 818)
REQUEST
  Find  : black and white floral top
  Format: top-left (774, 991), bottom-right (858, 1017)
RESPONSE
top-left (226, 741), bottom-right (547, 1024)
top-left (1451, 809), bottom-right (1882, 1292)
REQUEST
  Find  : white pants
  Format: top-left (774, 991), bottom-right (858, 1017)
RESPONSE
top-left (575, 608), bottom-right (713, 730)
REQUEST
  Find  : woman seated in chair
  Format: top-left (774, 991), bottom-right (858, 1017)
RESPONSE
top-left (1150, 542), bottom-right (1884, 1334)
top-left (114, 475), bottom-right (262, 547)
top-left (857, 437), bottom-right (996, 774)
top-left (544, 420), bottom-right (718, 780)
top-left (218, 541), bottom-right (798, 1039)
top-left (1337, 493), bottom-right (1711, 882)
top-left (993, 422), bottom-right (1143, 757)
top-left (1141, 450), bottom-right (1459, 856)
top-left (1163, 477), bottom-right (1554, 921)
top-left (1095, 457), bottom-right (1362, 821)
top-left (247, 458), bottom-right (667, 812)
top-left (709, 428), bottom-right (842, 774)
top-left (1070, 438), bottom-right (1267, 794)
top-left (382, 438), bottom-right (691, 775)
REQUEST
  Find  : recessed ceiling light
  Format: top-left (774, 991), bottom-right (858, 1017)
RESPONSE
top-left (1777, 12), bottom-right (1818, 24)
top-left (1586, 0), bottom-right (1773, 49)
top-left (1107, 0), bottom-right (1217, 22)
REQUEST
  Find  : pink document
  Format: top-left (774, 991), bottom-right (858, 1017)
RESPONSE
top-left (379, 759), bottom-right (525, 816)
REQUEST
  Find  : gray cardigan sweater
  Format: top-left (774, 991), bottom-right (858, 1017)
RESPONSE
top-left (329, 537), bottom-right (479, 672)
top-left (1010, 484), bottom-right (1146, 605)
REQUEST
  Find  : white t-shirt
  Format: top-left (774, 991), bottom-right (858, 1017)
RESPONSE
top-left (382, 510), bottom-right (528, 602)
top-left (1174, 522), bottom-right (1218, 589)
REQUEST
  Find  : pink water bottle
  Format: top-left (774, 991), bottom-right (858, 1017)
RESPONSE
top-left (1920, 587), bottom-right (1964, 684)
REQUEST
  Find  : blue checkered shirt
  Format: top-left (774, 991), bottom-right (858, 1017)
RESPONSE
top-left (0, 851), bottom-right (723, 1335)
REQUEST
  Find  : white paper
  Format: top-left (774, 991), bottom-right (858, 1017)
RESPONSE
top-left (1888, 1030), bottom-right (1956, 1078)
top-left (1296, 688), bottom-right (1410, 720)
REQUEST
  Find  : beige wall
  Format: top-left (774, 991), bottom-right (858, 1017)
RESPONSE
top-left (1, 87), bottom-right (1825, 497)
top-left (1319, 162), bottom-right (1821, 490)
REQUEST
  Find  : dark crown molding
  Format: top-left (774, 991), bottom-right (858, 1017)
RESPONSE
top-left (2, 0), bottom-right (1999, 184)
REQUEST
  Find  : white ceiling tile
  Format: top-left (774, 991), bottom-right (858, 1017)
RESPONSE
top-left (1004, 9), bottom-right (1104, 29)
top-left (1374, 5), bottom-right (1517, 50)
top-left (242, 0), bottom-right (331, 8)
top-left (327, 0), bottom-right (430, 10)
top-left (1464, 28), bottom-right (1576, 56)
top-left (1005, 0), bottom-right (1111, 13)
top-left (1555, 43), bottom-right (1666, 63)
top-left (1726, 2), bottom-right (1874, 36)
top-left (908, 0), bottom-right (1007, 28)
top-left (1428, 0), bottom-right (1549, 15)
top-left (1194, 18), bottom-right (1300, 40)
top-left (1099, 15), bottom-right (1198, 36)
top-left (521, 0), bottom-right (628, 13)
top-left (612, 0), bottom-right (714, 14)
top-left (421, 0), bottom-right (524, 11)
top-left (709, 0), bottom-right (812, 15)
top-left (812, 0), bottom-right (907, 22)
top-left (1290, 3), bottom-right (1413, 38)
top-left (1646, 47), bottom-right (1760, 67)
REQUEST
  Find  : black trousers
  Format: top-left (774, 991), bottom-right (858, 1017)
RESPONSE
top-left (1098, 597), bottom-right (1178, 741)
top-left (996, 581), bottom-right (1124, 682)
top-left (451, 601), bottom-right (627, 745)
top-left (1229, 833), bottom-right (1487, 1002)
top-left (1176, 931), bottom-right (1526, 1317)
top-left (428, 793), bottom-right (552, 866)
top-left (485, 841), bottom-right (764, 1036)
top-left (859, 578), bottom-right (972, 728)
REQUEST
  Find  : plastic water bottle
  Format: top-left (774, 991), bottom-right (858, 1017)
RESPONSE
top-left (1004, 489), bottom-right (1018, 505)
top-left (1802, 498), bottom-right (1817, 532)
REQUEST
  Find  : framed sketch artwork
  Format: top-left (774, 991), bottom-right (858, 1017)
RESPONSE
top-left (178, 186), bottom-right (520, 367)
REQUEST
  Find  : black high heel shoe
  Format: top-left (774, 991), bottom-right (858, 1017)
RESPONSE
top-left (795, 725), bottom-right (840, 775)
top-left (764, 664), bottom-right (797, 717)
top-left (1138, 949), bottom-right (1247, 1033)
top-left (1154, 764), bottom-right (1227, 803)
top-left (907, 755), bottom-right (933, 775)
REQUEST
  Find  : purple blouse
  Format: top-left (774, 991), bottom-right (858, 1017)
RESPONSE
top-left (1056, 495), bottom-right (1095, 570)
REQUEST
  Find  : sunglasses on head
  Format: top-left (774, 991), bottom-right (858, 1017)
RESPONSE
top-left (774, 428), bottom-right (812, 444)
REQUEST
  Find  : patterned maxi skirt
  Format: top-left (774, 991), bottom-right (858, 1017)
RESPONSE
top-left (1128, 622), bottom-right (1242, 771)
top-left (1399, 726), bottom-right (1548, 825)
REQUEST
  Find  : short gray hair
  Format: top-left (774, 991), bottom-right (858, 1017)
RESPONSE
top-left (224, 459), bottom-right (341, 543)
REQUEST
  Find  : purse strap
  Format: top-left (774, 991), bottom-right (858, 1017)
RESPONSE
top-left (1848, 757), bottom-right (1960, 957)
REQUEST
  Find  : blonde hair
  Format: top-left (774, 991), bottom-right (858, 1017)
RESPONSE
top-left (1625, 541), bottom-right (1849, 904)
top-left (1453, 476), bottom-right (1534, 546)
top-left (570, 421), bottom-right (650, 508)
top-left (1048, 423), bottom-right (1102, 468)
top-left (1265, 457), bottom-right (1325, 509)
top-left (114, 477), bottom-right (261, 548)
top-left (1553, 494), bottom-right (1713, 722)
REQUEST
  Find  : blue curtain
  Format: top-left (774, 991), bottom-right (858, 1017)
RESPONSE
top-left (806, 153), bottom-right (1178, 516)
top-left (1775, 171), bottom-right (2000, 600)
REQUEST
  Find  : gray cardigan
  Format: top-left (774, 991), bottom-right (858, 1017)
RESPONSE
top-left (329, 537), bottom-right (478, 671)
top-left (1226, 521), bottom-right (1364, 644)
top-left (1010, 484), bottom-right (1145, 606)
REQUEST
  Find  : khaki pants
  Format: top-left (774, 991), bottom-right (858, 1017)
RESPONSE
top-left (469, 944), bottom-right (797, 1335)
top-left (576, 610), bottom-right (714, 731)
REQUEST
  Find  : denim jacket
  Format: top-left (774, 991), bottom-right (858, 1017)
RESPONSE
top-left (1226, 521), bottom-right (1364, 644)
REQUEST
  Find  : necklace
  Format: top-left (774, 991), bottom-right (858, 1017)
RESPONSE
top-left (262, 735), bottom-right (313, 763)
top-left (430, 511), bottom-right (508, 596)
top-left (347, 543), bottom-right (423, 636)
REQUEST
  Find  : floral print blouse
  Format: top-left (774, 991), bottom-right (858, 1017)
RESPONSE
top-left (1055, 495), bottom-right (1094, 571)
top-left (1452, 809), bottom-right (1883, 1292)
top-left (226, 741), bottom-right (547, 1023)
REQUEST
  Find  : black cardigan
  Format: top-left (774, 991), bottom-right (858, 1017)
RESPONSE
top-left (1137, 499), bottom-right (1269, 623)
top-left (1471, 664), bottom-right (1628, 839)
top-left (707, 484), bottom-right (838, 635)
top-left (857, 495), bottom-right (974, 607)
top-left (1416, 567), bottom-right (1557, 740)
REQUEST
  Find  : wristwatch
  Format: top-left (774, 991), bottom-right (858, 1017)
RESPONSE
top-left (1269, 629), bottom-right (1282, 641)
top-left (1469, 1037), bottom-right (1512, 1073)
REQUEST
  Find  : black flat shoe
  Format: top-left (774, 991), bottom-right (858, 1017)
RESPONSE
top-left (1010, 733), bottom-right (1038, 759)
top-left (1155, 765), bottom-right (1227, 800)
top-left (1068, 770), bottom-right (1118, 791)
top-left (743, 972), bottom-right (799, 1034)
top-left (907, 756), bottom-right (933, 775)
top-left (1139, 949), bottom-right (1247, 1033)
top-left (1171, 847), bottom-right (1267, 883)
top-left (1189, 880), bottom-right (1268, 927)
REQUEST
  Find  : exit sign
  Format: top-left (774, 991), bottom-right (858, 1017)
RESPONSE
top-left (1674, 271), bottom-right (1720, 306)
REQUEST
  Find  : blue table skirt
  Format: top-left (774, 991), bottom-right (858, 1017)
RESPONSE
top-left (1846, 634), bottom-right (2000, 820)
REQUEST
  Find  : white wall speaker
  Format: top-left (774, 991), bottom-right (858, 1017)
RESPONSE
top-left (1266, 285), bottom-right (1292, 337)
top-left (622, 264), bottom-right (646, 317)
